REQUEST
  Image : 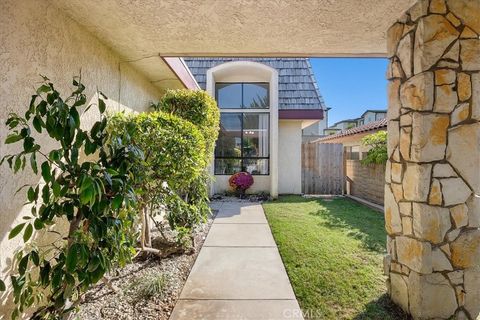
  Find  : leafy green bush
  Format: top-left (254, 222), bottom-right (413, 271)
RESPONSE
top-left (153, 89), bottom-right (220, 160)
top-left (361, 131), bottom-right (388, 165)
top-left (108, 111), bottom-right (207, 232)
top-left (1, 76), bottom-right (140, 319)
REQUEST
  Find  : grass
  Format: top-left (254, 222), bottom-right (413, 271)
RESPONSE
top-left (263, 196), bottom-right (408, 320)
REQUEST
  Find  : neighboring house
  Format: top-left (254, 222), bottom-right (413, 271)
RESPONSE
top-left (357, 109), bottom-right (387, 126)
top-left (323, 109), bottom-right (386, 135)
top-left (317, 118), bottom-right (387, 160)
top-left (184, 58), bottom-right (326, 196)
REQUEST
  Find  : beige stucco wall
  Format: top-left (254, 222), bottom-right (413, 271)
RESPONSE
top-left (278, 120), bottom-right (302, 194)
top-left (0, 0), bottom-right (162, 315)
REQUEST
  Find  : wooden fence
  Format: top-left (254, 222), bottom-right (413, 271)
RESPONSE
top-left (302, 143), bottom-right (344, 194)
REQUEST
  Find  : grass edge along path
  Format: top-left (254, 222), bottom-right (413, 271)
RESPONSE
top-left (262, 196), bottom-right (408, 320)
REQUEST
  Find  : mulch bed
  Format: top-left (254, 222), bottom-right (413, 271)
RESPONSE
top-left (74, 215), bottom-right (215, 320)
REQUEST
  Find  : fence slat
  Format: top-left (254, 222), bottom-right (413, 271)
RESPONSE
top-left (301, 142), bottom-right (343, 195)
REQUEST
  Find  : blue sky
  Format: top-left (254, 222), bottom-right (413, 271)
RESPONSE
top-left (310, 58), bottom-right (389, 125)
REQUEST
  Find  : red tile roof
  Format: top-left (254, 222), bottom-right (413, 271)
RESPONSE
top-left (316, 118), bottom-right (387, 142)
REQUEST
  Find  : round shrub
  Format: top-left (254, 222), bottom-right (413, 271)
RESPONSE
top-left (229, 172), bottom-right (254, 192)
top-left (108, 111), bottom-right (206, 197)
top-left (155, 89), bottom-right (220, 159)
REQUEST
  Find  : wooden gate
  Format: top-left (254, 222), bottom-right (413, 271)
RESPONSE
top-left (302, 142), bottom-right (344, 195)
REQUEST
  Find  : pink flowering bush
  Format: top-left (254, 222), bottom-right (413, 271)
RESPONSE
top-left (229, 172), bottom-right (254, 194)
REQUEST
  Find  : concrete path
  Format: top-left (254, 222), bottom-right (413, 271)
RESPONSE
top-left (170, 200), bottom-right (304, 320)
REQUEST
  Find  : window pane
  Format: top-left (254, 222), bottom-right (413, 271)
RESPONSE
top-left (243, 159), bottom-right (269, 175)
top-left (216, 83), bottom-right (242, 108)
top-left (242, 113), bottom-right (269, 157)
top-left (214, 159), bottom-right (242, 175)
top-left (243, 83), bottom-right (269, 109)
top-left (215, 113), bottom-right (242, 157)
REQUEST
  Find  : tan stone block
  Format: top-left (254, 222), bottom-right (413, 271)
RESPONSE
top-left (442, 40), bottom-right (460, 61)
top-left (390, 273), bottom-right (409, 313)
top-left (401, 265), bottom-right (410, 275)
top-left (448, 229), bottom-right (461, 242)
top-left (402, 24), bottom-right (415, 37)
top-left (460, 39), bottom-right (480, 71)
top-left (413, 203), bottom-right (451, 244)
top-left (387, 22), bottom-right (405, 58)
top-left (392, 148), bottom-right (401, 162)
top-left (387, 58), bottom-right (405, 80)
top-left (429, 0), bottom-right (447, 14)
top-left (467, 195), bottom-right (480, 228)
top-left (408, 271), bottom-right (458, 319)
top-left (440, 177), bottom-right (472, 206)
top-left (460, 26), bottom-right (478, 39)
top-left (391, 183), bottom-right (403, 202)
top-left (429, 179), bottom-right (442, 205)
top-left (384, 254), bottom-right (392, 275)
top-left (451, 230), bottom-right (480, 268)
top-left (446, 12), bottom-right (462, 27)
top-left (403, 163), bottom-right (432, 202)
top-left (400, 113), bottom-right (412, 127)
top-left (434, 84), bottom-right (458, 113)
top-left (433, 163), bottom-right (457, 178)
top-left (451, 102), bottom-right (470, 126)
top-left (464, 267), bottom-right (480, 317)
top-left (385, 160), bottom-right (391, 183)
top-left (414, 15), bottom-right (459, 74)
top-left (388, 80), bottom-right (401, 120)
top-left (441, 243), bottom-right (451, 257)
top-left (447, 0), bottom-right (480, 34)
top-left (447, 123), bottom-right (480, 195)
top-left (411, 113), bottom-right (449, 162)
top-left (402, 216), bottom-right (413, 235)
top-left (455, 286), bottom-right (466, 307)
top-left (432, 247), bottom-right (453, 271)
top-left (472, 73), bottom-right (479, 121)
top-left (435, 69), bottom-right (456, 85)
top-left (409, 0), bottom-right (429, 22)
top-left (397, 33), bottom-right (413, 78)
top-left (448, 270), bottom-right (464, 285)
top-left (396, 236), bottom-right (432, 273)
top-left (450, 204), bottom-right (469, 228)
top-left (387, 235), bottom-right (397, 260)
top-left (400, 72), bottom-right (434, 111)
top-left (387, 120), bottom-right (400, 158)
top-left (391, 163), bottom-right (403, 183)
top-left (399, 202), bottom-right (412, 216)
top-left (438, 60), bottom-right (460, 69)
top-left (385, 185), bottom-right (402, 235)
top-left (391, 262), bottom-right (403, 274)
top-left (399, 127), bottom-right (411, 161)
top-left (457, 73), bottom-right (472, 102)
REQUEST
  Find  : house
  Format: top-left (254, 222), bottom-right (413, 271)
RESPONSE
top-left (184, 58), bottom-right (326, 196)
top-left (323, 109), bottom-right (386, 135)
top-left (357, 109), bottom-right (387, 126)
top-left (317, 118), bottom-right (387, 160)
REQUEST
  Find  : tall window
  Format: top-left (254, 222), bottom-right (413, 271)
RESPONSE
top-left (214, 82), bottom-right (270, 175)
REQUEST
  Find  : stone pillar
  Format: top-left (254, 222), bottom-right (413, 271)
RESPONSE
top-left (384, 0), bottom-right (479, 319)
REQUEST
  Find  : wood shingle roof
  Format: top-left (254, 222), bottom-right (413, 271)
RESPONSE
top-left (183, 58), bottom-right (326, 110)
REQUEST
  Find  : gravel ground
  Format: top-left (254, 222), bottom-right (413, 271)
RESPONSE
top-left (73, 215), bottom-right (214, 320)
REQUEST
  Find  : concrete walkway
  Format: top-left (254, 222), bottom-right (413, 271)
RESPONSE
top-left (170, 200), bottom-right (304, 320)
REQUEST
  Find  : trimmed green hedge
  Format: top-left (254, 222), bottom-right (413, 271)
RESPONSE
top-left (154, 89), bottom-right (220, 160)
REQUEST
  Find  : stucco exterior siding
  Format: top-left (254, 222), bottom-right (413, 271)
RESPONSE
top-left (0, 0), bottom-right (162, 311)
top-left (278, 120), bottom-right (302, 194)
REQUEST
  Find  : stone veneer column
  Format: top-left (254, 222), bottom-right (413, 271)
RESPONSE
top-left (384, 0), bottom-right (479, 319)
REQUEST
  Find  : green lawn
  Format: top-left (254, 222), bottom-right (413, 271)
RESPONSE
top-left (263, 196), bottom-right (408, 320)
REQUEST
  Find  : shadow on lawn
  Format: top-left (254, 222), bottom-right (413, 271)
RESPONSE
top-left (309, 198), bottom-right (387, 253)
top-left (352, 294), bottom-right (411, 320)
